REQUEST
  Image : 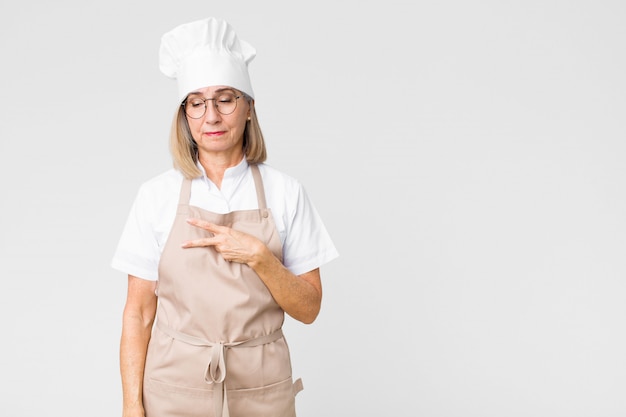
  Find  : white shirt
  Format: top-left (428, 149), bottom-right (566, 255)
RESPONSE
top-left (111, 159), bottom-right (339, 281)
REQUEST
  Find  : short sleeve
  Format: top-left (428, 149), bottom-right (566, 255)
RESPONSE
top-left (281, 183), bottom-right (339, 276)
top-left (110, 185), bottom-right (161, 281)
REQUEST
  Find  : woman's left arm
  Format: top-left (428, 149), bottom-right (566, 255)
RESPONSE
top-left (182, 218), bottom-right (322, 324)
top-left (249, 255), bottom-right (322, 324)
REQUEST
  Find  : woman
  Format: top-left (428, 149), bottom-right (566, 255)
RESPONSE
top-left (111, 17), bottom-right (338, 417)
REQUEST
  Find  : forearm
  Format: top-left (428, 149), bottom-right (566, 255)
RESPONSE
top-left (249, 247), bottom-right (322, 324)
top-left (120, 312), bottom-right (153, 413)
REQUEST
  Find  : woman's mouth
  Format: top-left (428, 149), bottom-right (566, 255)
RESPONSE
top-left (204, 131), bottom-right (225, 137)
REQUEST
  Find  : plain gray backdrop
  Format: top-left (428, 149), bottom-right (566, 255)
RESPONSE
top-left (1, 1), bottom-right (625, 416)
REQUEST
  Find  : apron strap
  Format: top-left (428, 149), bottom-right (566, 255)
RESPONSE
top-left (250, 164), bottom-right (269, 218)
top-left (156, 320), bottom-right (283, 349)
top-left (176, 177), bottom-right (192, 215)
top-left (293, 377), bottom-right (304, 396)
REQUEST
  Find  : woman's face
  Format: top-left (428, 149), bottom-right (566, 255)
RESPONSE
top-left (184, 85), bottom-right (250, 157)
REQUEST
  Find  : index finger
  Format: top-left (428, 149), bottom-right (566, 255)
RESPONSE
top-left (181, 236), bottom-right (218, 249)
top-left (186, 218), bottom-right (226, 234)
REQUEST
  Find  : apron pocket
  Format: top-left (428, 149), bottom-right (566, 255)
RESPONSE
top-left (144, 378), bottom-right (213, 417)
top-left (146, 377), bottom-right (213, 398)
top-left (227, 377), bottom-right (299, 417)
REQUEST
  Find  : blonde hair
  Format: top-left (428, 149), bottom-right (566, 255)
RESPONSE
top-left (169, 94), bottom-right (267, 179)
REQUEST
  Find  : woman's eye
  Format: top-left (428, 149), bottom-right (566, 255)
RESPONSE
top-left (190, 100), bottom-right (204, 107)
top-left (218, 95), bottom-right (235, 103)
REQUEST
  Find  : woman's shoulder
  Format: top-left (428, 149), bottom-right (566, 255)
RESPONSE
top-left (256, 163), bottom-right (303, 191)
top-left (255, 163), bottom-right (309, 217)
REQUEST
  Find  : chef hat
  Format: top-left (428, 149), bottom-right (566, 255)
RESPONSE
top-left (159, 17), bottom-right (256, 101)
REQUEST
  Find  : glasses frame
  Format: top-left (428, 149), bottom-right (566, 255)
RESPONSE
top-left (181, 94), bottom-right (242, 118)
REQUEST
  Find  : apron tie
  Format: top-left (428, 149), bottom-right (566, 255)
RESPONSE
top-left (206, 342), bottom-right (227, 384)
top-left (156, 321), bottom-right (284, 417)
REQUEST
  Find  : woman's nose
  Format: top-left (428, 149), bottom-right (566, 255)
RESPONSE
top-left (203, 102), bottom-right (222, 123)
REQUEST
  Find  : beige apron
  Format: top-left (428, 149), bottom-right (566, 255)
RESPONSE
top-left (143, 164), bottom-right (303, 417)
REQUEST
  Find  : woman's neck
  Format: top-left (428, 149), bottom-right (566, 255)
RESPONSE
top-left (198, 150), bottom-right (244, 189)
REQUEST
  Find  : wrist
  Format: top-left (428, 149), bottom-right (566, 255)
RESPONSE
top-left (247, 242), bottom-right (272, 269)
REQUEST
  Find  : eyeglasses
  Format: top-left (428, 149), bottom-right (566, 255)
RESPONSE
top-left (182, 92), bottom-right (242, 118)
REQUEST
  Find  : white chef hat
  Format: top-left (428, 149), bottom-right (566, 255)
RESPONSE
top-left (159, 17), bottom-right (256, 101)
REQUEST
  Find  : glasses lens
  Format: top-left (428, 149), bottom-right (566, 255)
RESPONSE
top-left (215, 93), bottom-right (238, 115)
top-left (185, 98), bottom-right (206, 119)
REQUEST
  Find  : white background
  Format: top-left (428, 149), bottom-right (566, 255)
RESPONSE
top-left (1, 1), bottom-right (625, 416)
